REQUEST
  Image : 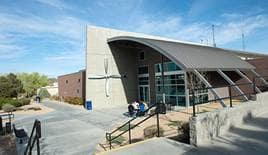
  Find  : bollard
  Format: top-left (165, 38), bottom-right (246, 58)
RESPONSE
top-left (0, 117), bottom-right (2, 132)
top-left (5, 122), bottom-right (12, 134)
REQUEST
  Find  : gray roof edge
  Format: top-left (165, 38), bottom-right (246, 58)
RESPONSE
top-left (108, 36), bottom-right (187, 70)
top-left (108, 36), bottom-right (255, 70)
top-left (108, 36), bottom-right (268, 58)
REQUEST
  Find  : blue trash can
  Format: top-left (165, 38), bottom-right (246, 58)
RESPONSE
top-left (85, 101), bottom-right (92, 110)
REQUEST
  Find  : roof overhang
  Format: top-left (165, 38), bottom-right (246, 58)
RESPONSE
top-left (108, 36), bottom-right (255, 71)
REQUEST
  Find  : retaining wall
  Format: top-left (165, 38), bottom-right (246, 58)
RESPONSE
top-left (190, 92), bottom-right (268, 146)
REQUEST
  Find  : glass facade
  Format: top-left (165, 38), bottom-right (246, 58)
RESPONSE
top-left (138, 66), bottom-right (150, 102)
top-left (155, 62), bottom-right (181, 73)
top-left (155, 62), bottom-right (186, 106)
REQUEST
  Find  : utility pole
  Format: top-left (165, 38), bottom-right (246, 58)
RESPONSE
top-left (242, 30), bottom-right (245, 51)
top-left (212, 24), bottom-right (216, 47)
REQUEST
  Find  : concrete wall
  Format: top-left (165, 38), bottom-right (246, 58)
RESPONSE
top-left (86, 26), bottom-right (185, 109)
top-left (58, 70), bottom-right (85, 101)
top-left (190, 92), bottom-right (268, 146)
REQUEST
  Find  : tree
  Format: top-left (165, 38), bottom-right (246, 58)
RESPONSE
top-left (187, 71), bottom-right (207, 112)
top-left (7, 73), bottom-right (24, 98)
top-left (17, 72), bottom-right (49, 97)
top-left (0, 73), bottom-right (24, 98)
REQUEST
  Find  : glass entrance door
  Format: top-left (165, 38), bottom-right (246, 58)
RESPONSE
top-left (139, 85), bottom-right (149, 102)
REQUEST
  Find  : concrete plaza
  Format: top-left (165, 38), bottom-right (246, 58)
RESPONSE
top-left (14, 100), bottom-right (128, 155)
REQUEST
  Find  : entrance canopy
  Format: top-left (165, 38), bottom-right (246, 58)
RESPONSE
top-left (108, 36), bottom-right (255, 71)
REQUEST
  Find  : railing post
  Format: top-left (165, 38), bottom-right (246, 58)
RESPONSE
top-left (36, 120), bottom-right (41, 155)
top-left (128, 122), bottom-right (131, 144)
top-left (0, 117), bottom-right (2, 132)
top-left (228, 85), bottom-right (233, 108)
top-left (192, 89), bottom-right (196, 117)
top-left (156, 103), bottom-right (160, 137)
top-left (253, 76), bottom-right (256, 95)
top-left (109, 133), bottom-right (112, 150)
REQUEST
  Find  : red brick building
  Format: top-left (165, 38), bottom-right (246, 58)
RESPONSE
top-left (58, 70), bottom-right (86, 102)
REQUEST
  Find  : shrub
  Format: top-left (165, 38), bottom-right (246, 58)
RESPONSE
top-left (143, 125), bottom-right (164, 139)
top-left (27, 107), bottom-right (42, 111)
top-left (38, 88), bottom-right (51, 99)
top-left (0, 97), bottom-right (31, 109)
top-left (64, 97), bottom-right (83, 105)
top-left (118, 124), bottom-right (134, 132)
top-left (19, 98), bottom-right (31, 106)
top-left (51, 95), bottom-right (60, 101)
top-left (111, 136), bottom-right (126, 145)
top-left (177, 122), bottom-right (190, 143)
top-left (0, 98), bottom-right (20, 109)
top-left (2, 104), bottom-right (15, 112)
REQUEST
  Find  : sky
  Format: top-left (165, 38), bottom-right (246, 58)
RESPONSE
top-left (0, 0), bottom-right (268, 77)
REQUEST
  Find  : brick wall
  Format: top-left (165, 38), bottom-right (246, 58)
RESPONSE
top-left (58, 70), bottom-right (85, 101)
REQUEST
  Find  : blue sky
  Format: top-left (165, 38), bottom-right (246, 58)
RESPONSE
top-left (0, 0), bottom-right (268, 77)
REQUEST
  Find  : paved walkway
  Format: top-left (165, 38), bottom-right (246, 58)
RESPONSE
top-left (14, 100), bottom-right (128, 155)
top-left (104, 112), bottom-right (268, 155)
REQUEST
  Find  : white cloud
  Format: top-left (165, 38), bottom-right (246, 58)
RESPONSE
top-left (36, 0), bottom-right (71, 10)
top-left (0, 12), bottom-right (88, 60)
top-left (131, 13), bottom-right (268, 46)
top-left (0, 13), bottom-right (87, 42)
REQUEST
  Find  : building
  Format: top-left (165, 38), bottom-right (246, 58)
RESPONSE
top-left (86, 26), bottom-right (268, 110)
top-left (37, 82), bottom-right (58, 96)
top-left (58, 70), bottom-right (86, 101)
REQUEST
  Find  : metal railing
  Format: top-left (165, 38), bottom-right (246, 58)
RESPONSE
top-left (190, 76), bottom-right (268, 117)
top-left (105, 103), bottom-right (163, 150)
top-left (253, 75), bottom-right (268, 91)
top-left (24, 119), bottom-right (41, 155)
top-left (0, 113), bottom-right (14, 134)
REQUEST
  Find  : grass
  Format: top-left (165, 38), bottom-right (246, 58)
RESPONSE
top-left (118, 124), bottom-right (135, 132)
top-left (111, 136), bottom-right (126, 145)
top-left (167, 120), bottom-right (180, 127)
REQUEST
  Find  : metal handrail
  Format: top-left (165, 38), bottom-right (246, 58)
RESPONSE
top-left (191, 82), bottom-right (253, 91)
top-left (106, 103), bottom-right (161, 150)
top-left (190, 77), bottom-right (268, 117)
top-left (24, 119), bottom-right (41, 155)
top-left (109, 103), bottom-right (156, 134)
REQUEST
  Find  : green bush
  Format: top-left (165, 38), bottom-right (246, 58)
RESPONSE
top-left (177, 122), bottom-right (190, 143)
top-left (19, 98), bottom-right (31, 106)
top-left (143, 125), bottom-right (164, 139)
top-left (2, 104), bottom-right (15, 112)
top-left (111, 136), bottom-right (126, 145)
top-left (0, 97), bottom-right (31, 109)
top-left (51, 95), bottom-right (60, 101)
top-left (64, 97), bottom-right (83, 105)
top-left (118, 124), bottom-right (135, 132)
top-left (38, 88), bottom-right (51, 99)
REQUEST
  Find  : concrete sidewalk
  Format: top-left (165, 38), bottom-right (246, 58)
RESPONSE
top-left (102, 112), bottom-right (268, 155)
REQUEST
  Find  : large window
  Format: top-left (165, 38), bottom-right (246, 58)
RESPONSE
top-left (155, 62), bottom-right (181, 73)
top-left (155, 62), bottom-right (185, 107)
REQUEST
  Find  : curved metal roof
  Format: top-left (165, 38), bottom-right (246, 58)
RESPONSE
top-left (108, 36), bottom-right (255, 71)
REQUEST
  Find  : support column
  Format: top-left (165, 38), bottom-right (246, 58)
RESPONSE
top-left (185, 72), bottom-right (189, 107)
top-left (192, 69), bottom-right (226, 107)
top-left (251, 69), bottom-right (268, 85)
top-left (235, 69), bottom-right (261, 93)
top-left (161, 55), bottom-right (165, 104)
top-left (217, 69), bottom-right (248, 101)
